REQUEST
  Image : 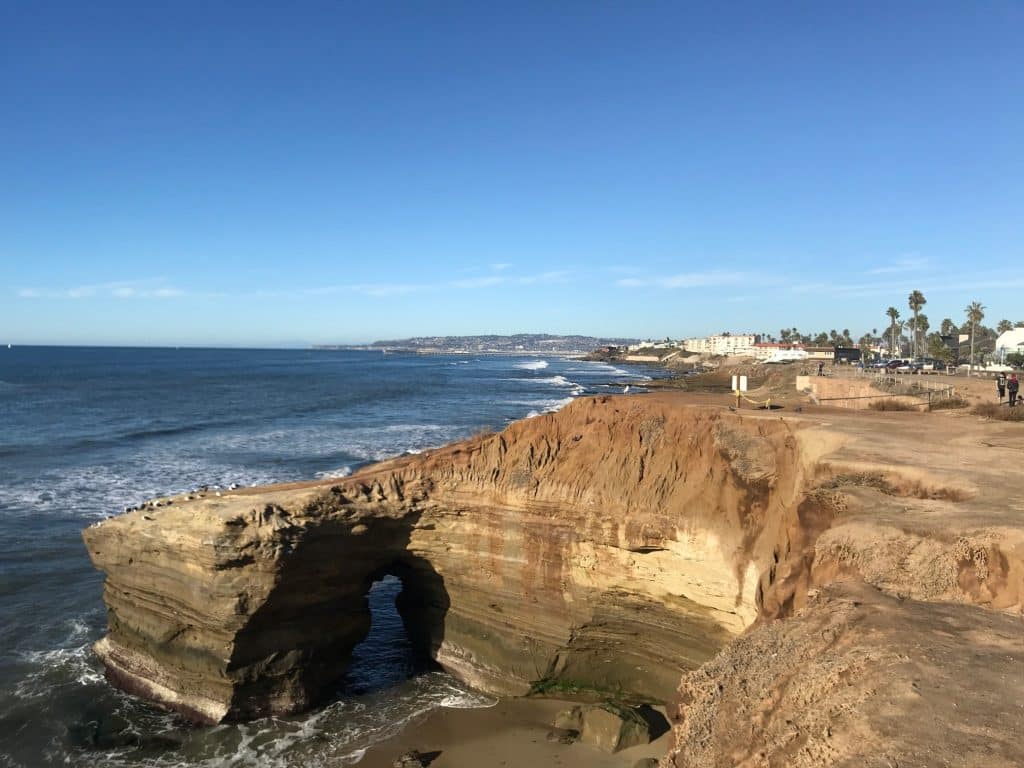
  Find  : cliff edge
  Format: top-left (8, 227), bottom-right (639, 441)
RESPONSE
top-left (83, 394), bottom-right (1024, 765)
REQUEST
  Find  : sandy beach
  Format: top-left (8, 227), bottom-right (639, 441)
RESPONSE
top-left (356, 698), bottom-right (672, 768)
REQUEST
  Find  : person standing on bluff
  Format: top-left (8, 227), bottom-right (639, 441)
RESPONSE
top-left (1009, 373), bottom-right (1020, 407)
top-left (997, 372), bottom-right (1008, 402)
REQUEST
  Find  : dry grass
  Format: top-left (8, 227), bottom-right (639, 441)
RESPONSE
top-left (816, 471), bottom-right (969, 502)
top-left (868, 399), bottom-right (920, 412)
top-left (971, 403), bottom-right (1024, 421)
top-left (928, 396), bottom-right (969, 411)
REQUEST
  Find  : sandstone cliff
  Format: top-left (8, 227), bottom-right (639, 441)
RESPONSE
top-left (83, 395), bottom-right (1024, 764)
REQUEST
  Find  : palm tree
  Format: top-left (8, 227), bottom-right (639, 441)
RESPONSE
top-left (886, 307), bottom-right (901, 357)
top-left (858, 333), bottom-right (875, 361)
top-left (965, 301), bottom-right (985, 372)
top-left (997, 319), bottom-right (1013, 334)
top-left (908, 290), bottom-right (926, 358)
top-left (913, 313), bottom-right (929, 354)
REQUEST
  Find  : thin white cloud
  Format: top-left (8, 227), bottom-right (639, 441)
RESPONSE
top-left (18, 268), bottom-right (575, 304)
top-left (788, 269), bottom-right (1024, 299)
top-left (306, 269), bottom-right (573, 298)
top-left (452, 270), bottom-right (570, 289)
top-left (908, 276), bottom-right (1024, 294)
top-left (490, 262), bottom-right (512, 271)
top-left (617, 270), bottom-right (750, 289)
top-left (17, 279), bottom-right (185, 300)
top-left (352, 283), bottom-right (425, 297)
top-left (867, 256), bottom-right (929, 275)
top-left (517, 270), bottom-right (570, 285)
top-left (451, 275), bottom-right (506, 289)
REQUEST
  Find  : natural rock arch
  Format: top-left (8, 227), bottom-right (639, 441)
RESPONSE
top-left (85, 399), bottom-right (817, 724)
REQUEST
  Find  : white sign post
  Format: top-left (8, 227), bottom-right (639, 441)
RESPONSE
top-left (732, 375), bottom-right (748, 408)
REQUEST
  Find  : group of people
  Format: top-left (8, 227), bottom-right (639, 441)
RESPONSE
top-left (997, 372), bottom-right (1020, 407)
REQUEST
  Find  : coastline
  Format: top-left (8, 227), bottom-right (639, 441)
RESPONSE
top-left (79, 385), bottom-right (1024, 766)
top-left (355, 697), bottom-right (672, 768)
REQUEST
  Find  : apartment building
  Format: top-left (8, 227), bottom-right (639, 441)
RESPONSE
top-left (683, 333), bottom-right (761, 356)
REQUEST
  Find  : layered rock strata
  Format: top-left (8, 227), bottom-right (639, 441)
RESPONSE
top-left (84, 394), bottom-right (1024, 765)
top-left (84, 397), bottom-right (817, 723)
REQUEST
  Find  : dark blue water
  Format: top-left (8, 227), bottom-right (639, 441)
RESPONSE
top-left (0, 347), bottom-right (655, 767)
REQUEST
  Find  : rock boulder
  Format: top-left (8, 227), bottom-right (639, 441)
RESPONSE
top-left (579, 704), bottom-right (654, 753)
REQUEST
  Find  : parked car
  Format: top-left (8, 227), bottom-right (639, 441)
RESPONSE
top-left (915, 358), bottom-right (947, 374)
top-left (895, 360), bottom-right (924, 373)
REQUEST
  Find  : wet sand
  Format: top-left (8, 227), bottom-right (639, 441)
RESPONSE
top-left (356, 697), bottom-right (671, 768)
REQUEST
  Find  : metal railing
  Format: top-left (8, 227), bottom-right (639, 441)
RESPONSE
top-left (807, 366), bottom-right (958, 409)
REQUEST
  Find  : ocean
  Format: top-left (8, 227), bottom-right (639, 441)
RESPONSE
top-left (0, 346), bottom-right (658, 768)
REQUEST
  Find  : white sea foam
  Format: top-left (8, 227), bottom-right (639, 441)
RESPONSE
top-left (510, 396), bottom-right (575, 414)
top-left (41, 671), bottom-right (495, 768)
top-left (568, 362), bottom-right (651, 379)
top-left (15, 643), bottom-right (105, 700)
top-left (547, 396), bottom-right (575, 412)
top-left (0, 458), bottom-right (281, 520)
top-left (65, 616), bottom-right (91, 643)
top-left (200, 423), bottom-right (461, 464)
top-left (0, 422), bottom-right (474, 521)
top-left (518, 375), bottom-right (586, 398)
top-left (313, 466), bottom-right (353, 480)
top-left (515, 360), bottom-right (548, 370)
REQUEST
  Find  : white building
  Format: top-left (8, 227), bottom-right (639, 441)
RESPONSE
top-left (996, 328), bottom-right (1024, 361)
top-left (626, 340), bottom-right (678, 352)
top-left (683, 334), bottom-right (761, 357)
top-left (752, 342), bottom-right (801, 361)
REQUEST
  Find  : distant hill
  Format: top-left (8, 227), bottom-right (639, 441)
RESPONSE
top-left (313, 334), bottom-right (637, 354)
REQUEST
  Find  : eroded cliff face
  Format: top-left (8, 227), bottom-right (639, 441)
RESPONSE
top-left (83, 393), bottom-right (1024, 764)
top-left (666, 582), bottom-right (1024, 768)
top-left (662, 407), bottom-right (1024, 768)
top-left (84, 397), bottom-right (822, 724)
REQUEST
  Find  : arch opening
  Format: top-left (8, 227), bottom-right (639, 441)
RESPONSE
top-left (339, 555), bottom-right (451, 698)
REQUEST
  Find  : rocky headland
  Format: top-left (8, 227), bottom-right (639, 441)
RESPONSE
top-left (83, 394), bottom-right (1024, 765)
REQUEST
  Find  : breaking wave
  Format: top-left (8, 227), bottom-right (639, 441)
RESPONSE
top-left (313, 466), bottom-right (353, 480)
top-left (0, 348), bottom-right (657, 768)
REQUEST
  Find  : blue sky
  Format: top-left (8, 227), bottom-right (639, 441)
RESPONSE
top-left (2, 2), bottom-right (1021, 346)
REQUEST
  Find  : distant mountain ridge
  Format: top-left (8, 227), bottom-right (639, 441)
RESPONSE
top-left (314, 334), bottom-right (637, 353)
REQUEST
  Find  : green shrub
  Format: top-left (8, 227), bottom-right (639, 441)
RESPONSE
top-left (528, 677), bottom-right (616, 697)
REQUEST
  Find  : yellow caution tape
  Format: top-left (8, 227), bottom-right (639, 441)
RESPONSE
top-left (734, 391), bottom-right (773, 408)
